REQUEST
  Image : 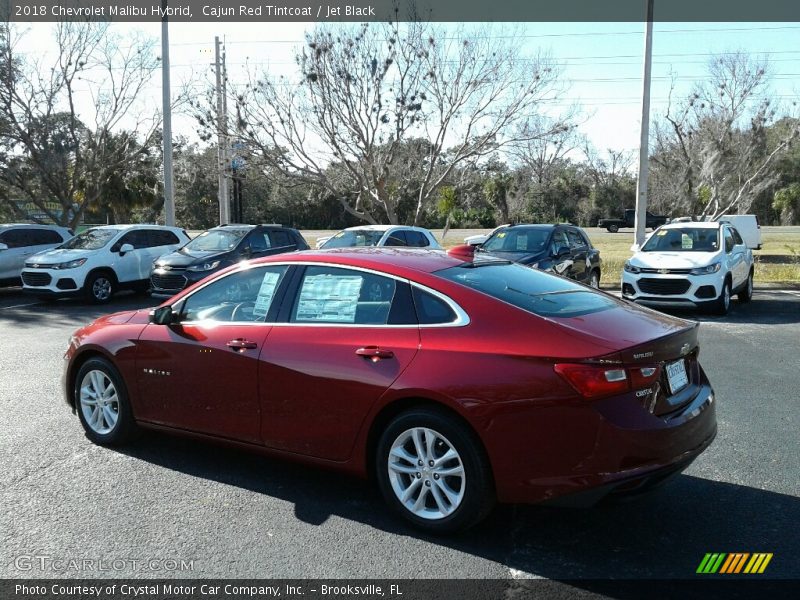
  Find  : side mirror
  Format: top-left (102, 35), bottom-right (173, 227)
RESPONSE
top-left (554, 246), bottom-right (571, 258)
top-left (149, 305), bottom-right (178, 325)
top-left (0, 243), bottom-right (7, 251)
top-left (119, 243), bottom-right (134, 256)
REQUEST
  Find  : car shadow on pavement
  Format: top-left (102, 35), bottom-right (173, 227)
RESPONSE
top-left (0, 292), bottom-right (160, 329)
top-left (655, 293), bottom-right (800, 325)
top-left (110, 431), bottom-right (800, 580)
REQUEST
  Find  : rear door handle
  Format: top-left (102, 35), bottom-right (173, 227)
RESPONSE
top-left (356, 346), bottom-right (395, 360)
top-left (227, 339), bottom-right (258, 351)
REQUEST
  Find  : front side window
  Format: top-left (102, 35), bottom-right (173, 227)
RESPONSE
top-left (60, 229), bottom-right (116, 251)
top-left (290, 266), bottom-right (398, 325)
top-left (182, 266), bottom-right (288, 322)
top-left (567, 229), bottom-right (587, 249)
top-left (641, 228), bottom-right (719, 253)
top-left (483, 228), bottom-right (551, 253)
top-left (724, 229), bottom-right (735, 253)
top-left (436, 262), bottom-right (617, 318)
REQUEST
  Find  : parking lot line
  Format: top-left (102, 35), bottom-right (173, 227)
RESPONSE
top-left (0, 302), bottom-right (41, 310)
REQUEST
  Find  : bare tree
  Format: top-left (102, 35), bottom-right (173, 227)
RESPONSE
top-left (651, 53), bottom-right (800, 220)
top-left (0, 23), bottom-right (161, 228)
top-left (218, 21), bottom-right (565, 225)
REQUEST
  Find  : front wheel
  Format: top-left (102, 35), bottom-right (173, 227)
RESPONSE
top-left (738, 271), bottom-right (754, 303)
top-left (85, 272), bottom-right (115, 304)
top-left (589, 270), bottom-right (600, 289)
top-left (607, 224), bottom-right (619, 233)
top-left (375, 408), bottom-right (495, 533)
top-left (74, 357), bottom-right (138, 445)
top-left (710, 279), bottom-right (731, 316)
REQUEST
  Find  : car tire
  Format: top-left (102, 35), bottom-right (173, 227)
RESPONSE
top-left (608, 224), bottom-right (619, 233)
top-left (738, 271), bottom-right (754, 303)
top-left (85, 271), bottom-right (115, 304)
top-left (711, 278), bottom-right (732, 316)
top-left (375, 407), bottom-right (495, 533)
top-left (589, 270), bottom-right (600, 289)
top-left (74, 357), bottom-right (138, 445)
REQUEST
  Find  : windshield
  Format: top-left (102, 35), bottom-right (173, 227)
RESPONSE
top-left (184, 229), bottom-right (247, 252)
top-left (481, 228), bottom-right (550, 253)
top-left (322, 230), bottom-right (385, 248)
top-left (59, 229), bottom-right (116, 251)
top-left (436, 262), bottom-right (617, 318)
top-left (642, 228), bottom-right (719, 252)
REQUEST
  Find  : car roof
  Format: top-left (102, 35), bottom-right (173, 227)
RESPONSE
top-left (501, 224), bottom-right (559, 230)
top-left (661, 221), bottom-right (722, 230)
top-left (85, 224), bottom-right (183, 231)
top-left (342, 225), bottom-right (429, 233)
top-left (0, 223), bottom-right (70, 230)
top-left (253, 247), bottom-right (462, 275)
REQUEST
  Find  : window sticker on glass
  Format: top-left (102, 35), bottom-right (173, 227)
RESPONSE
top-left (657, 230), bottom-right (668, 236)
top-left (497, 232), bottom-right (506, 238)
top-left (681, 233), bottom-right (693, 249)
top-left (516, 235), bottom-right (527, 251)
top-left (252, 271), bottom-right (282, 317)
top-left (296, 275), bottom-right (364, 323)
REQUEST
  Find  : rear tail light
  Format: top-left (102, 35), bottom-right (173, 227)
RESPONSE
top-left (554, 363), bottom-right (662, 399)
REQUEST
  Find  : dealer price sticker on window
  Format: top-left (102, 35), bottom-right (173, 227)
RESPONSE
top-left (252, 271), bottom-right (282, 317)
top-left (666, 359), bottom-right (689, 394)
top-left (296, 274), bottom-right (363, 323)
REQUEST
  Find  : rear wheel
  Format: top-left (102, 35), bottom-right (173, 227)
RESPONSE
top-left (84, 271), bottom-right (115, 304)
top-left (376, 408), bottom-right (495, 533)
top-left (74, 357), bottom-right (138, 445)
top-left (738, 271), bottom-right (754, 303)
top-left (711, 279), bottom-right (731, 315)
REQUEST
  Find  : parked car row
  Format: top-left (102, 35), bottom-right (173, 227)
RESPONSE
top-left (1, 218), bottom-right (758, 316)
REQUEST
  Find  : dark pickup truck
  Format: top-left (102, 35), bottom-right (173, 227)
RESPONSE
top-left (598, 209), bottom-right (668, 232)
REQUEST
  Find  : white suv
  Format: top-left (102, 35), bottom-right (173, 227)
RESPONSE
top-left (22, 224), bottom-right (189, 303)
top-left (319, 225), bottom-right (442, 249)
top-left (622, 221), bottom-right (754, 315)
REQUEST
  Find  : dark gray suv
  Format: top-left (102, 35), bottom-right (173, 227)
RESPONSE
top-left (150, 224), bottom-right (309, 298)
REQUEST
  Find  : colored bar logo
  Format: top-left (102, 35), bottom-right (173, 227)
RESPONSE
top-left (696, 553), bottom-right (773, 574)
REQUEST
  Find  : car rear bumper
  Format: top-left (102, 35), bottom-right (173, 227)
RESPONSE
top-left (485, 374), bottom-right (717, 504)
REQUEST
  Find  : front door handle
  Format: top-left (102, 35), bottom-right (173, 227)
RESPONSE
top-left (227, 339), bottom-right (258, 351)
top-left (356, 346), bottom-right (395, 361)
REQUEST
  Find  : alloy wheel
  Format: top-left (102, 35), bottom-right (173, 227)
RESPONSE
top-left (79, 369), bottom-right (119, 435)
top-left (387, 427), bottom-right (466, 520)
top-left (92, 277), bottom-right (112, 301)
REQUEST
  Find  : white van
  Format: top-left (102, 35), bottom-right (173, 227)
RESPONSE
top-left (718, 215), bottom-right (762, 250)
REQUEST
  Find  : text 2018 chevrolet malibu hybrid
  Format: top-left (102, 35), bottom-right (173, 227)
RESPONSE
top-left (63, 248), bottom-right (716, 532)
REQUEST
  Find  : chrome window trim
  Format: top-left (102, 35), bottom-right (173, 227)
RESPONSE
top-left (172, 260), bottom-right (470, 329)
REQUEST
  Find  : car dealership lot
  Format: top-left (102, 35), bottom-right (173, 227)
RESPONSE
top-left (0, 287), bottom-right (798, 581)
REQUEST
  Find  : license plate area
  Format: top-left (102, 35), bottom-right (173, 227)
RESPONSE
top-left (666, 359), bottom-right (689, 394)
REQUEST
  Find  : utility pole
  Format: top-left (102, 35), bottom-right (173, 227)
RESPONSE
top-left (633, 0), bottom-right (654, 250)
top-left (161, 0), bottom-right (175, 226)
top-left (214, 36), bottom-right (230, 225)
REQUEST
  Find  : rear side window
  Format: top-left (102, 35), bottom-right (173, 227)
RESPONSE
top-left (405, 231), bottom-right (430, 247)
top-left (412, 287), bottom-right (457, 324)
top-left (248, 232), bottom-right (271, 252)
top-left (150, 230), bottom-right (180, 247)
top-left (436, 262), bottom-right (617, 318)
top-left (0, 229), bottom-right (32, 248)
top-left (290, 266), bottom-right (398, 325)
top-left (268, 230), bottom-right (293, 248)
top-left (28, 229), bottom-right (63, 245)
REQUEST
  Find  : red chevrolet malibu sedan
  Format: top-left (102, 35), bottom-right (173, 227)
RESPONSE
top-left (64, 248), bottom-right (716, 532)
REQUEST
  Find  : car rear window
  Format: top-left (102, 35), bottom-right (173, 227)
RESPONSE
top-left (435, 262), bottom-right (617, 318)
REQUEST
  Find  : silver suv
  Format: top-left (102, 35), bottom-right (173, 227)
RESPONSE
top-left (0, 224), bottom-right (73, 287)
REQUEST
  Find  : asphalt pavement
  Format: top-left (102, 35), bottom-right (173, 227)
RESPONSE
top-left (0, 286), bottom-right (798, 584)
